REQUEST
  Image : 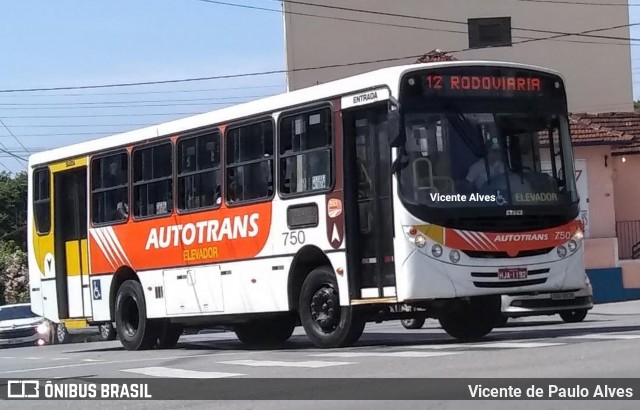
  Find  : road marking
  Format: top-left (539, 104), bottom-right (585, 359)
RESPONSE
top-left (0, 352), bottom-right (252, 375)
top-left (403, 341), bottom-right (564, 349)
top-left (310, 351), bottom-right (459, 358)
top-left (219, 360), bottom-right (353, 368)
top-left (122, 366), bottom-right (244, 378)
top-left (568, 333), bottom-right (640, 340)
top-left (81, 359), bottom-right (103, 362)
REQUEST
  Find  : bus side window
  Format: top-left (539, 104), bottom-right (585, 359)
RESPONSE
top-left (278, 107), bottom-right (332, 196)
top-left (91, 152), bottom-right (129, 224)
top-left (33, 167), bottom-right (51, 234)
top-left (177, 132), bottom-right (221, 211)
top-left (132, 143), bottom-right (173, 218)
top-left (226, 120), bottom-right (274, 204)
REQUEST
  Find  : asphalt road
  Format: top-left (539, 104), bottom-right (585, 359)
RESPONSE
top-left (1, 301), bottom-right (639, 409)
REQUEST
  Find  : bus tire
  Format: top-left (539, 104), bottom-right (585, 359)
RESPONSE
top-left (560, 309), bottom-right (588, 323)
top-left (156, 321), bottom-right (183, 349)
top-left (115, 280), bottom-right (157, 351)
top-left (234, 315), bottom-right (295, 347)
top-left (401, 318), bottom-right (425, 329)
top-left (299, 266), bottom-right (365, 348)
top-left (438, 295), bottom-right (500, 341)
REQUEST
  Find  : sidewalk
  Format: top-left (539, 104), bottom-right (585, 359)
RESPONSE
top-left (591, 299), bottom-right (640, 315)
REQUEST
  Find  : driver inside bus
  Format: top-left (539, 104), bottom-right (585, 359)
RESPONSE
top-left (465, 138), bottom-right (505, 190)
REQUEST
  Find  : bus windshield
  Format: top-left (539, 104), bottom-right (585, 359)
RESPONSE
top-left (396, 66), bottom-right (579, 228)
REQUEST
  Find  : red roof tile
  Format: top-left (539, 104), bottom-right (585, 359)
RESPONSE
top-left (569, 115), bottom-right (635, 146)
top-left (571, 113), bottom-right (640, 154)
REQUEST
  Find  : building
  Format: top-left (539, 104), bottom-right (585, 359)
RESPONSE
top-left (283, 0), bottom-right (634, 113)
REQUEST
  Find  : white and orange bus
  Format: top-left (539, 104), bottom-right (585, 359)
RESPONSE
top-left (28, 61), bottom-right (587, 350)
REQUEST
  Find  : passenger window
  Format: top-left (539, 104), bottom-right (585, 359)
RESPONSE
top-left (91, 152), bottom-right (129, 224)
top-left (177, 132), bottom-right (221, 211)
top-left (279, 107), bottom-right (332, 195)
top-left (33, 168), bottom-right (51, 234)
top-left (133, 143), bottom-right (173, 217)
top-left (226, 120), bottom-right (274, 204)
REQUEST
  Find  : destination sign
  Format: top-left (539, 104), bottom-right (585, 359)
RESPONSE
top-left (401, 66), bottom-right (565, 100)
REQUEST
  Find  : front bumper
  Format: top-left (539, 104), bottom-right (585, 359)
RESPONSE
top-left (501, 285), bottom-right (593, 317)
top-left (0, 326), bottom-right (52, 347)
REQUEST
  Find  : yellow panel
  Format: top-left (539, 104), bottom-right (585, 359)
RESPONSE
top-left (50, 156), bottom-right (88, 173)
top-left (65, 241), bottom-right (82, 277)
top-left (63, 319), bottom-right (88, 329)
top-left (80, 239), bottom-right (89, 275)
top-left (32, 224), bottom-right (54, 275)
top-left (416, 224), bottom-right (444, 244)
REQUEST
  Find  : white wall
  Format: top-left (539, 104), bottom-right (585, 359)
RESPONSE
top-left (284, 0), bottom-right (633, 113)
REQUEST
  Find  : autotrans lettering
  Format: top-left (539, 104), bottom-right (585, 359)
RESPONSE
top-left (494, 233), bottom-right (549, 242)
top-left (145, 213), bottom-right (260, 250)
top-left (426, 75), bottom-right (542, 92)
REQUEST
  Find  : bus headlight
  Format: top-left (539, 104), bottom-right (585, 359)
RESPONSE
top-left (568, 240), bottom-right (578, 253)
top-left (449, 250), bottom-right (460, 263)
top-left (415, 235), bottom-right (427, 248)
top-left (557, 246), bottom-right (567, 258)
top-left (37, 322), bottom-right (49, 335)
top-left (431, 244), bottom-right (443, 257)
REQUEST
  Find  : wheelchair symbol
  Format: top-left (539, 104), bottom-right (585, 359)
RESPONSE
top-left (92, 280), bottom-right (102, 300)
top-left (496, 190), bottom-right (507, 206)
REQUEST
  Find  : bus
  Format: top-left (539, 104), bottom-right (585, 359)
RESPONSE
top-left (27, 61), bottom-right (587, 350)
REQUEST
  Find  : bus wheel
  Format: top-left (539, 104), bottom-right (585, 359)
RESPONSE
top-left (55, 323), bottom-right (70, 344)
top-left (401, 318), bottom-right (425, 329)
top-left (115, 280), bottom-right (157, 351)
top-left (560, 309), bottom-right (588, 323)
top-left (438, 295), bottom-right (501, 341)
top-left (98, 322), bottom-right (117, 341)
top-left (299, 266), bottom-right (365, 348)
top-left (234, 315), bottom-right (295, 347)
top-left (156, 321), bottom-right (183, 349)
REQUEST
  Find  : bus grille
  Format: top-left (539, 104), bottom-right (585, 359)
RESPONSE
top-left (463, 248), bottom-right (554, 259)
top-left (473, 278), bottom-right (547, 288)
top-left (0, 327), bottom-right (37, 339)
top-left (471, 268), bottom-right (550, 278)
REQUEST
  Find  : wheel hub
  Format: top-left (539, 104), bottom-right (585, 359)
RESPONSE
top-left (310, 285), bottom-right (339, 333)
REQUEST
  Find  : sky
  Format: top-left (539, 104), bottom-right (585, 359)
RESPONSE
top-left (1, 0), bottom-right (640, 173)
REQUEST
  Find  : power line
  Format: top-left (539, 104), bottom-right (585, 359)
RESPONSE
top-left (1, 84), bottom-right (285, 98)
top-left (0, 95), bottom-right (272, 106)
top-left (274, 0), bottom-right (640, 41)
top-left (510, 0), bottom-right (640, 6)
top-left (0, 101), bottom-right (249, 110)
top-left (0, 118), bottom-right (30, 163)
top-left (0, 112), bottom-right (208, 119)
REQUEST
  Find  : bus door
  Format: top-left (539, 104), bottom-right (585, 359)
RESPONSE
top-left (343, 101), bottom-right (396, 299)
top-left (53, 165), bottom-right (90, 319)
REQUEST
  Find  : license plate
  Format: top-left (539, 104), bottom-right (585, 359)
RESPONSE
top-left (6, 338), bottom-right (24, 345)
top-left (498, 268), bottom-right (528, 280)
top-left (551, 292), bottom-right (575, 300)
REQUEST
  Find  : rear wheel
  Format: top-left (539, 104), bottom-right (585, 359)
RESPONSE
top-left (560, 309), bottom-right (588, 323)
top-left (299, 266), bottom-right (365, 348)
top-left (234, 315), bottom-right (295, 347)
top-left (401, 318), bottom-right (425, 329)
top-left (156, 321), bottom-right (183, 349)
top-left (115, 280), bottom-right (157, 351)
top-left (438, 295), bottom-right (501, 341)
top-left (98, 322), bottom-right (117, 341)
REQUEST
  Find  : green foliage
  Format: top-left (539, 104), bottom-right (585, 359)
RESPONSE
top-left (0, 241), bottom-right (28, 304)
top-left (0, 171), bottom-right (27, 249)
top-left (0, 172), bottom-right (28, 304)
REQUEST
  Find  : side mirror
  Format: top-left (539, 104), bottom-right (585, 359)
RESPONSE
top-left (387, 97), bottom-right (403, 147)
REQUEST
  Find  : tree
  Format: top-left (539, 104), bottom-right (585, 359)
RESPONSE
top-left (0, 171), bottom-right (28, 304)
top-left (0, 241), bottom-right (28, 304)
top-left (0, 171), bottom-right (27, 250)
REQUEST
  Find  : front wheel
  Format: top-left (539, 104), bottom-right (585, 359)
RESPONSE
top-left (299, 266), bottom-right (365, 348)
top-left (401, 318), bottom-right (426, 329)
top-left (55, 323), bottom-right (70, 344)
top-left (115, 280), bottom-right (158, 351)
top-left (98, 322), bottom-right (117, 341)
top-left (438, 295), bottom-right (501, 341)
top-left (560, 309), bottom-right (588, 323)
top-left (156, 321), bottom-right (183, 349)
